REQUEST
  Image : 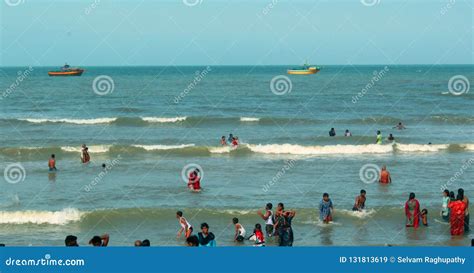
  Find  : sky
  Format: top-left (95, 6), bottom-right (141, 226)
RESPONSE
top-left (0, 0), bottom-right (472, 66)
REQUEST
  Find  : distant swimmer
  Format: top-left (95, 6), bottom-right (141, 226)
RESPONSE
top-left (48, 154), bottom-right (57, 171)
top-left (329, 128), bottom-right (336, 137)
top-left (379, 165), bottom-right (392, 184)
top-left (231, 137), bottom-right (239, 147)
top-left (344, 129), bottom-right (352, 137)
top-left (393, 122), bottom-right (406, 130)
top-left (232, 217), bottom-right (246, 242)
top-left (387, 133), bottom-right (395, 142)
top-left (319, 193), bottom-right (333, 223)
top-left (352, 189), bottom-right (366, 212)
top-left (188, 168), bottom-right (201, 192)
top-left (376, 130), bottom-right (382, 144)
top-left (176, 211), bottom-right (193, 239)
top-left (81, 144), bottom-right (90, 163)
top-left (220, 136), bottom-right (227, 146)
top-left (228, 133), bottom-right (234, 143)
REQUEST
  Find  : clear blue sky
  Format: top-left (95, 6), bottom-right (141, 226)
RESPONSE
top-left (0, 0), bottom-right (472, 66)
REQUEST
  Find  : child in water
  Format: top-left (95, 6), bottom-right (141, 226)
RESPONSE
top-left (231, 137), bottom-right (239, 147)
top-left (220, 136), bottom-right (227, 146)
top-left (232, 218), bottom-right (246, 242)
top-left (319, 193), bottom-right (333, 223)
top-left (249, 223), bottom-right (265, 247)
top-left (421, 209), bottom-right (428, 226)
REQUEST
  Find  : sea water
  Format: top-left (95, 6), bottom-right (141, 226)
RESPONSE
top-left (0, 65), bottom-right (472, 246)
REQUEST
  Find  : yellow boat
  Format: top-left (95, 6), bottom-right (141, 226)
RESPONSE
top-left (287, 64), bottom-right (321, 75)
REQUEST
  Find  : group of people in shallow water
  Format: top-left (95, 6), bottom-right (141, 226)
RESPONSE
top-left (220, 133), bottom-right (239, 147)
top-left (177, 203), bottom-right (296, 247)
top-left (329, 122), bottom-right (406, 144)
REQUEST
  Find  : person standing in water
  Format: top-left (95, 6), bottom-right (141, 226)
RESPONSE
top-left (379, 165), bottom-right (392, 184)
top-left (274, 203), bottom-right (295, 246)
top-left (441, 189), bottom-right (450, 221)
top-left (220, 136), bottom-right (227, 146)
top-left (81, 144), bottom-right (90, 163)
top-left (448, 194), bottom-right (467, 235)
top-left (344, 129), bottom-right (352, 137)
top-left (187, 169), bottom-right (201, 192)
top-left (376, 130), bottom-right (383, 144)
top-left (352, 190), bottom-right (366, 211)
top-left (257, 203), bottom-right (274, 237)
top-left (405, 192), bottom-right (420, 228)
top-left (387, 134), bottom-right (395, 142)
top-left (176, 211), bottom-right (193, 239)
top-left (48, 154), bottom-right (57, 171)
top-left (319, 193), bottom-right (333, 223)
top-left (329, 128), bottom-right (336, 137)
top-left (458, 188), bottom-right (469, 232)
top-left (227, 134), bottom-right (234, 144)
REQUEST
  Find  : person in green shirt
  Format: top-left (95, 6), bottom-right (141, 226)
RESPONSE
top-left (376, 130), bottom-right (382, 144)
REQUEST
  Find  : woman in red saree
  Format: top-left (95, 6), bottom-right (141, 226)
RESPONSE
top-left (448, 196), bottom-right (467, 235)
top-left (405, 192), bottom-right (420, 228)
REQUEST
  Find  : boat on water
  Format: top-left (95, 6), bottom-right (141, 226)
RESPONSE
top-left (287, 63), bottom-right (320, 75)
top-left (48, 64), bottom-right (84, 76)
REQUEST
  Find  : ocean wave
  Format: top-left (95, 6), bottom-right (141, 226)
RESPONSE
top-left (247, 144), bottom-right (394, 155)
top-left (132, 144), bottom-right (195, 151)
top-left (17, 118), bottom-right (117, 125)
top-left (0, 208), bottom-right (83, 225)
top-left (1, 143), bottom-right (473, 158)
top-left (6, 115), bottom-right (474, 126)
top-left (240, 117), bottom-right (260, 122)
top-left (141, 117), bottom-right (187, 123)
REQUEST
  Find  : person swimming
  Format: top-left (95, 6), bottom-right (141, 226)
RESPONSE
top-left (48, 154), bottom-right (57, 171)
top-left (352, 190), bottom-right (366, 211)
top-left (329, 128), bottom-right (336, 137)
top-left (344, 129), bottom-right (352, 137)
top-left (376, 130), bottom-right (382, 144)
top-left (220, 136), bottom-right (227, 146)
top-left (394, 122), bottom-right (406, 130)
top-left (387, 133), bottom-right (395, 142)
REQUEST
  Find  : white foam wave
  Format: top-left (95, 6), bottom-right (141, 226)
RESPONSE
top-left (247, 144), bottom-right (393, 155)
top-left (18, 118), bottom-right (117, 125)
top-left (395, 143), bottom-right (449, 152)
top-left (0, 208), bottom-right (83, 225)
top-left (61, 145), bottom-right (111, 153)
top-left (240, 117), bottom-right (260, 122)
top-left (209, 146), bottom-right (233, 154)
top-left (337, 209), bottom-right (377, 219)
top-left (141, 117), bottom-right (187, 123)
top-left (132, 144), bottom-right (195, 151)
top-left (461, 144), bottom-right (474, 151)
